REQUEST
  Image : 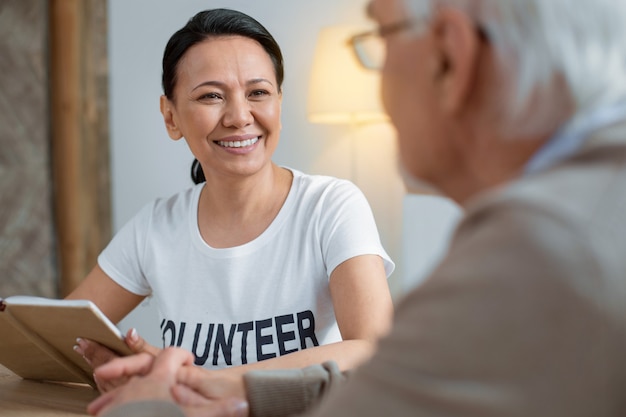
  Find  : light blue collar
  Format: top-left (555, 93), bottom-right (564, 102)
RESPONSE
top-left (525, 100), bottom-right (626, 175)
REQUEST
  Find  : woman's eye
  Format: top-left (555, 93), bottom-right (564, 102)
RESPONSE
top-left (199, 92), bottom-right (221, 100)
top-left (249, 90), bottom-right (269, 98)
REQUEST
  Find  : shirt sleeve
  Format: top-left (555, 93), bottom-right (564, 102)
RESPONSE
top-left (97, 202), bottom-right (154, 296)
top-left (318, 180), bottom-right (395, 278)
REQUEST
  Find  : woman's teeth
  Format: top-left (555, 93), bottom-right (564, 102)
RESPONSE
top-left (217, 137), bottom-right (259, 148)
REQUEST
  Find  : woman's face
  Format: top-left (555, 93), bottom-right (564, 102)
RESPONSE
top-left (161, 36), bottom-right (282, 181)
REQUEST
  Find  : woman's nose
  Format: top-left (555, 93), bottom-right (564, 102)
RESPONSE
top-left (222, 96), bottom-right (254, 128)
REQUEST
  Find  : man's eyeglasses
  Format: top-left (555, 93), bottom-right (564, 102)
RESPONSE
top-left (348, 19), bottom-right (419, 71)
top-left (348, 18), bottom-right (488, 71)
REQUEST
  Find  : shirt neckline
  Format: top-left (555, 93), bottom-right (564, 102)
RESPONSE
top-left (189, 168), bottom-right (300, 256)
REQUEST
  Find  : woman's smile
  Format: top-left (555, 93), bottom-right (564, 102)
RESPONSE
top-left (214, 135), bottom-right (261, 153)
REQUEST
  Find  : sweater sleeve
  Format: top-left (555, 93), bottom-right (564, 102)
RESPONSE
top-left (245, 361), bottom-right (348, 417)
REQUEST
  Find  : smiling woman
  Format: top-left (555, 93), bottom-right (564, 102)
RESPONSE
top-left (65, 8), bottom-right (394, 391)
top-left (160, 34), bottom-right (284, 194)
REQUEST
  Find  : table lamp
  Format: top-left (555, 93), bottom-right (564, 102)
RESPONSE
top-left (308, 25), bottom-right (388, 125)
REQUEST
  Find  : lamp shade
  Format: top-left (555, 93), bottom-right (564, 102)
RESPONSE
top-left (308, 25), bottom-right (388, 124)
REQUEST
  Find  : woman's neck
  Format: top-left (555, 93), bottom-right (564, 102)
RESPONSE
top-left (197, 164), bottom-right (293, 248)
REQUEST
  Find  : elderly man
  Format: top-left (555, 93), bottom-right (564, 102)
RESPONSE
top-left (92, 0), bottom-right (626, 415)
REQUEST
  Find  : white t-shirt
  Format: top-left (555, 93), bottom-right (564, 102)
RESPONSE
top-left (98, 168), bottom-right (394, 369)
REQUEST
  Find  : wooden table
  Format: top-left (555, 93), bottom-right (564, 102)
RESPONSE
top-left (0, 365), bottom-right (98, 416)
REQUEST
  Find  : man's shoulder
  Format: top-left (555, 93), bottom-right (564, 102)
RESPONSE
top-left (468, 143), bottom-right (626, 229)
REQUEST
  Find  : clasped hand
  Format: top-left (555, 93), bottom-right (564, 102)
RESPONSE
top-left (86, 347), bottom-right (249, 417)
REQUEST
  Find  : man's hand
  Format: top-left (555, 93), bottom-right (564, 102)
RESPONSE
top-left (173, 365), bottom-right (247, 409)
top-left (88, 348), bottom-right (248, 417)
top-left (88, 348), bottom-right (191, 415)
top-left (91, 350), bottom-right (155, 392)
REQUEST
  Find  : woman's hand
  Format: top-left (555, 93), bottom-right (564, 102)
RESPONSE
top-left (74, 328), bottom-right (162, 392)
top-left (73, 338), bottom-right (119, 376)
top-left (123, 327), bottom-right (162, 356)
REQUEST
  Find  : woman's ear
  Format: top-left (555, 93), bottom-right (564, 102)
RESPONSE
top-left (160, 95), bottom-right (183, 140)
top-left (431, 7), bottom-right (483, 115)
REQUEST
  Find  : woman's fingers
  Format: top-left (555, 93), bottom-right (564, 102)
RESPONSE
top-left (74, 338), bottom-right (119, 370)
top-left (125, 327), bottom-right (162, 356)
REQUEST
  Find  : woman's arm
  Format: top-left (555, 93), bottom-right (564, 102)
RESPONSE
top-left (213, 254), bottom-right (393, 376)
top-left (65, 264), bottom-right (145, 324)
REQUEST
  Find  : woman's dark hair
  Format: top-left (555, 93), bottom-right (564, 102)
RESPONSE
top-left (161, 9), bottom-right (285, 184)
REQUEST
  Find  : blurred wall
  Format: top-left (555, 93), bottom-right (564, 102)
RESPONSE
top-left (0, 1), bottom-right (56, 297)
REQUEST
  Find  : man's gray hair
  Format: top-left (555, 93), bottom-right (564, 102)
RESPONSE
top-left (403, 0), bottom-right (626, 138)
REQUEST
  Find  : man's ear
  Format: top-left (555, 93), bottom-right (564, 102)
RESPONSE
top-left (431, 7), bottom-right (483, 114)
top-left (160, 95), bottom-right (183, 140)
